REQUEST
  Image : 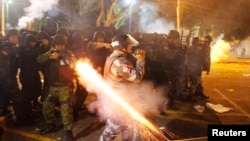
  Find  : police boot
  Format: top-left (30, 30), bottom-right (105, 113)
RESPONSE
top-left (65, 130), bottom-right (74, 141)
top-left (40, 124), bottom-right (58, 135)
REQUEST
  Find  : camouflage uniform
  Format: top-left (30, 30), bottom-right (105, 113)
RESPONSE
top-left (37, 48), bottom-right (75, 131)
top-left (100, 50), bottom-right (145, 141)
top-left (42, 85), bottom-right (73, 130)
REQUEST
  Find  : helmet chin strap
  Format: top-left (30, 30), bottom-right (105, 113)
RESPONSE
top-left (115, 48), bottom-right (128, 56)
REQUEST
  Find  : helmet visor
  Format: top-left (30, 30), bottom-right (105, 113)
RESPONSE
top-left (126, 34), bottom-right (139, 47)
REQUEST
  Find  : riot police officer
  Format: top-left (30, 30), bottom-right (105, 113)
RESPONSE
top-left (100, 34), bottom-right (145, 141)
top-left (161, 30), bottom-right (186, 109)
top-left (86, 31), bottom-right (112, 75)
top-left (0, 29), bottom-right (21, 117)
top-left (202, 35), bottom-right (212, 75)
top-left (37, 34), bottom-right (76, 141)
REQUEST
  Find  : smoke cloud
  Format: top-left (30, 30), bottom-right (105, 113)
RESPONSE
top-left (17, 0), bottom-right (59, 29)
top-left (211, 34), bottom-right (250, 63)
top-left (211, 34), bottom-right (231, 63)
top-left (86, 80), bottom-right (167, 121)
top-left (234, 36), bottom-right (250, 58)
top-left (76, 60), bottom-right (167, 122)
top-left (139, 2), bottom-right (174, 33)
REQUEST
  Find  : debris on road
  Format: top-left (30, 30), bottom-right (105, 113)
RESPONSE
top-left (206, 102), bottom-right (233, 113)
top-left (194, 105), bottom-right (205, 113)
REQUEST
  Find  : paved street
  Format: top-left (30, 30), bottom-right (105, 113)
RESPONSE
top-left (0, 58), bottom-right (250, 141)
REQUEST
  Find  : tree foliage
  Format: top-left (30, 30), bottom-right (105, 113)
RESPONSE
top-left (6, 0), bottom-right (250, 40)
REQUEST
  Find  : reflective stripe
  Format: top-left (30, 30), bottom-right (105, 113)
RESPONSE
top-left (111, 41), bottom-right (119, 47)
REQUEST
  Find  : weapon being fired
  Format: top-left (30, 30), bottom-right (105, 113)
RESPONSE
top-left (75, 60), bottom-right (170, 141)
top-left (50, 48), bottom-right (75, 65)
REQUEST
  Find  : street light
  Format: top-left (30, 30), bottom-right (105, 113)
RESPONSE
top-left (6, 0), bottom-right (12, 24)
top-left (129, 3), bottom-right (132, 32)
top-left (126, 0), bottom-right (134, 33)
top-left (1, 0), bottom-right (5, 36)
top-left (1, 0), bottom-right (12, 36)
top-left (176, 0), bottom-right (180, 32)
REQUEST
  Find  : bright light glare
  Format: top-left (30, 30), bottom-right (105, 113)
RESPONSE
top-left (5, 0), bottom-right (12, 4)
top-left (124, 0), bottom-right (133, 5)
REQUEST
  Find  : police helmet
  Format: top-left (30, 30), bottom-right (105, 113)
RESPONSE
top-left (168, 30), bottom-right (180, 39)
top-left (52, 35), bottom-right (66, 45)
top-left (42, 17), bottom-right (59, 36)
top-left (93, 31), bottom-right (105, 41)
top-left (111, 34), bottom-right (139, 50)
top-left (192, 37), bottom-right (200, 45)
top-left (56, 28), bottom-right (69, 37)
top-left (37, 31), bottom-right (50, 40)
top-left (5, 29), bottom-right (19, 40)
top-left (24, 34), bottom-right (37, 45)
top-left (204, 35), bottom-right (212, 43)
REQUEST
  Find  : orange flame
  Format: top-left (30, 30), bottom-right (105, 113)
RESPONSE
top-left (75, 59), bottom-right (169, 140)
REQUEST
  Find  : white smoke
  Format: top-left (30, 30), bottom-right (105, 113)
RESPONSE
top-left (17, 0), bottom-right (59, 29)
top-left (76, 60), bottom-right (167, 122)
top-left (211, 37), bottom-right (231, 63)
top-left (234, 36), bottom-right (250, 58)
top-left (86, 80), bottom-right (167, 121)
top-left (139, 2), bottom-right (174, 33)
top-left (211, 34), bottom-right (250, 63)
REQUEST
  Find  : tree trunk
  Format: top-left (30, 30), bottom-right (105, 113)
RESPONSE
top-left (104, 0), bottom-right (118, 27)
top-left (96, 0), bottom-right (130, 28)
top-left (96, 0), bottom-right (105, 27)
